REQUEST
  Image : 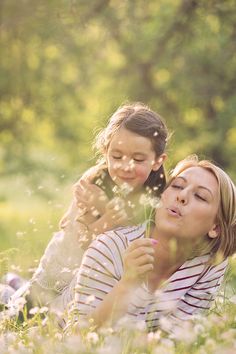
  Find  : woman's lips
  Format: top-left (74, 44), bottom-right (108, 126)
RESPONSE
top-left (167, 206), bottom-right (182, 217)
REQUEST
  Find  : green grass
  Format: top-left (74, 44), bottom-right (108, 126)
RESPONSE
top-left (0, 179), bottom-right (236, 353)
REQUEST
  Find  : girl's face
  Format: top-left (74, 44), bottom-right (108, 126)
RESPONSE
top-left (155, 166), bottom-right (220, 241)
top-left (106, 128), bottom-right (165, 191)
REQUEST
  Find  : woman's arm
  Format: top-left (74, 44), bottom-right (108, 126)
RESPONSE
top-left (71, 237), bottom-right (155, 327)
top-left (167, 258), bottom-right (228, 328)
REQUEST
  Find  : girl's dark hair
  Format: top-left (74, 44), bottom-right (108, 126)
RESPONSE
top-left (94, 102), bottom-right (169, 196)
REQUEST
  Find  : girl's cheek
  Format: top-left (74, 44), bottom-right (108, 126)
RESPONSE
top-left (135, 165), bottom-right (151, 181)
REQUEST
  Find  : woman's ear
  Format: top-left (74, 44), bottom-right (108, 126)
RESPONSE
top-left (152, 153), bottom-right (167, 171)
top-left (208, 224), bottom-right (220, 238)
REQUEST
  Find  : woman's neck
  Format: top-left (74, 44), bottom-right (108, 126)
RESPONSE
top-left (147, 226), bottom-right (197, 291)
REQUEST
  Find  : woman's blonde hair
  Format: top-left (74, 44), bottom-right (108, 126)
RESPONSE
top-left (171, 155), bottom-right (236, 259)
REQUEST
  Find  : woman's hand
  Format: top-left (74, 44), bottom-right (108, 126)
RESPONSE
top-left (122, 238), bottom-right (155, 285)
top-left (73, 179), bottom-right (109, 216)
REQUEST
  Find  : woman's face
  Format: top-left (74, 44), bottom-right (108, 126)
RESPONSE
top-left (155, 166), bottom-right (220, 241)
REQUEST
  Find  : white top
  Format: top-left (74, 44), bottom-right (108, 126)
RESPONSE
top-left (32, 199), bottom-right (86, 294)
top-left (72, 224), bottom-right (228, 331)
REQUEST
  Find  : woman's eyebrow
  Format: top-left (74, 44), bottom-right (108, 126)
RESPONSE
top-left (175, 176), bottom-right (214, 197)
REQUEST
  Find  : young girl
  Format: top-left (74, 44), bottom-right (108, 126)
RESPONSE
top-left (3, 102), bottom-right (169, 311)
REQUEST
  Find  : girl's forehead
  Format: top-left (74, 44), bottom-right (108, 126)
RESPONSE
top-left (109, 128), bottom-right (154, 152)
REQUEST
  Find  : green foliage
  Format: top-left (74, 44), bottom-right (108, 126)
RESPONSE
top-left (0, 0), bottom-right (235, 182)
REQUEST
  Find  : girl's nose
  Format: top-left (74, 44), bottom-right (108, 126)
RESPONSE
top-left (121, 158), bottom-right (134, 172)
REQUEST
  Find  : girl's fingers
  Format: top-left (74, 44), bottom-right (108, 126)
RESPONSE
top-left (79, 179), bottom-right (89, 189)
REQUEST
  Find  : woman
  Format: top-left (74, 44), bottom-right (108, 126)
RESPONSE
top-left (69, 155), bottom-right (236, 332)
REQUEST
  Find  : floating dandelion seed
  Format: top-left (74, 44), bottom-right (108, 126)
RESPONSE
top-left (11, 264), bottom-right (22, 273)
top-left (61, 267), bottom-right (71, 273)
top-left (29, 218), bottom-right (36, 224)
top-left (37, 185), bottom-right (43, 190)
top-left (85, 295), bottom-right (95, 304)
top-left (16, 231), bottom-right (25, 238)
top-left (153, 131), bottom-right (159, 136)
top-left (95, 178), bottom-right (103, 186)
top-left (91, 208), bottom-right (100, 217)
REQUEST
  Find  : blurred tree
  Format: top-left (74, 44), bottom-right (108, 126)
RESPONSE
top-left (0, 0), bottom-right (235, 184)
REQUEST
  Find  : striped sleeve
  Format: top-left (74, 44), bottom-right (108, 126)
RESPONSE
top-left (72, 231), bottom-right (126, 318)
top-left (169, 258), bottom-right (228, 322)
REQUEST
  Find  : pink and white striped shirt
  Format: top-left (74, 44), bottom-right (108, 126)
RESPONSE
top-left (73, 224), bottom-right (228, 331)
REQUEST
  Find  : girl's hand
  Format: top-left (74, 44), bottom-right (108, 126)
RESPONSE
top-left (103, 197), bottom-right (129, 227)
top-left (74, 179), bottom-right (109, 216)
top-left (122, 238), bottom-right (155, 285)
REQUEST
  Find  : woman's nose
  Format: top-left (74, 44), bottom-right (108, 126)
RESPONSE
top-left (176, 191), bottom-right (188, 205)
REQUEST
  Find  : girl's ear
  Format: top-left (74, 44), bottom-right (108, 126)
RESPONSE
top-left (208, 224), bottom-right (220, 238)
top-left (152, 153), bottom-right (167, 171)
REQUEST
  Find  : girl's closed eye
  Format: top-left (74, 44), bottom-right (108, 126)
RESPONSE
top-left (112, 155), bottom-right (122, 160)
top-left (133, 158), bottom-right (145, 163)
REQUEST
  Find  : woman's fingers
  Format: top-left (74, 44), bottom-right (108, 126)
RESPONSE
top-left (136, 263), bottom-right (154, 275)
top-left (129, 246), bottom-right (155, 259)
top-left (127, 238), bottom-right (155, 252)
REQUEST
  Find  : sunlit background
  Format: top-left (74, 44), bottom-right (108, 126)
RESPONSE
top-left (0, 0), bottom-right (235, 280)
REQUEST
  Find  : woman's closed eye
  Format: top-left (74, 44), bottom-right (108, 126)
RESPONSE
top-left (195, 194), bottom-right (207, 202)
top-left (171, 184), bottom-right (183, 190)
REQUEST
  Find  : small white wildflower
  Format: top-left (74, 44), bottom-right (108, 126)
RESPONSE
top-left (54, 332), bottom-right (63, 341)
top-left (29, 306), bottom-right (40, 315)
top-left (39, 306), bottom-right (49, 314)
top-left (147, 330), bottom-right (161, 343)
top-left (86, 331), bottom-right (99, 344)
top-left (194, 323), bottom-right (205, 335)
top-left (159, 316), bottom-right (172, 332)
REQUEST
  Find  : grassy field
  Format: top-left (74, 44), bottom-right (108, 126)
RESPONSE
top-left (0, 178), bottom-right (236, 353)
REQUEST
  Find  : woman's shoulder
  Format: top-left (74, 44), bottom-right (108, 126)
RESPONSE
top-left (89, 223), bottom-right (146, 254)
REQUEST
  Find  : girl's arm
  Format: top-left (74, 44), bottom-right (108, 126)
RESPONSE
top-left (71, 237), bottom-right (155, 328)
